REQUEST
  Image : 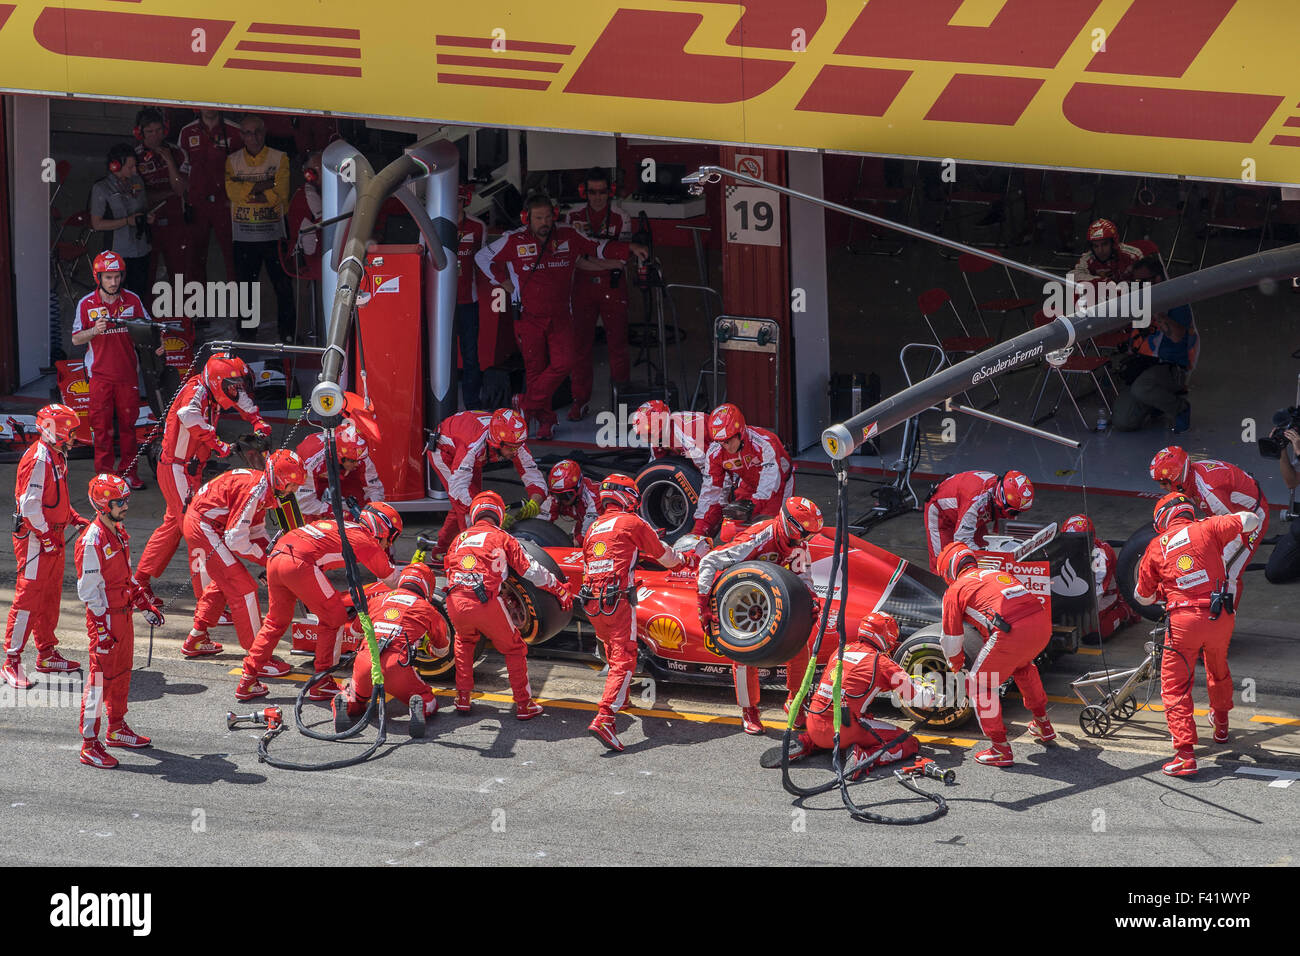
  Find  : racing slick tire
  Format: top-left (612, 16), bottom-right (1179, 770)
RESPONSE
top-left (708, 561), bottom-right (813, 668)
top-left (1116, 524), bottom-right (1161, 622)
top-left (411, 591), bottom-right (467, 682)
top-left (511, 517), bottom-right (575, 549)
top-left (502, 539), bottom-right (573, 646)
top-left (892, 623), bottom-right (978, 730)
top-left (635, 456), bottom-right (702, 544)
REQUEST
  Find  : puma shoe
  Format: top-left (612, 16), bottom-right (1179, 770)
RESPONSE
top-left (1028, 717), bottom-right (1057, 743)
top-left (566, 402), bottom-right (590, 422)
top-left (454, 691), bottom-right (473, 714)
top-left (515, 699), bottom-right (545, 721)
top-left (786, 732), bottom-right (817, 763)
top-left (258, 657), bottom-right (292, 679)
top-left (182, 632), bottom-right (224, 658)
top-left (106, 723), bottom-right (151, 749)
top-left (215, 609), bottom-right (234, 627)
top-left (1209, 712), bottom-right (1230, 744)
top-left (588, 714), bottom-right (624, 752)
top-left (974, 743), bottom-right (1015, 767)
top-left (35, 649), bottom-right (81, 673)
top-left (2, 656), bottom-right (33, 690)
top-left (844, 743), bottom-right (879, 781)
top-left (79, 740), bottom-right (118, 769)
top-left (740, 706), bottom-right (764, 736)
top-left (1162, 753), bottom-right (1198, 777)
top-left (306, 676), bottom-right (341, 702)
top-left (235, 676), bottom-right (270, 701)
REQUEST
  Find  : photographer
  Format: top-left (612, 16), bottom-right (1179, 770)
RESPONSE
top-left (1112, 256), bottom-right (1196, 435)
top-left (89, 143), bottom-right (156, 300)
top-left (1265, 413), bottom-right (1300, 583)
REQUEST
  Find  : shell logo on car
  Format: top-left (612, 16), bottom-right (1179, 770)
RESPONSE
top-left (68, 379), bottom-right (90, 396)
top-left (162, 335), bottom-right (187, 353)
top-left (643, 614), bottom-right (686, 653)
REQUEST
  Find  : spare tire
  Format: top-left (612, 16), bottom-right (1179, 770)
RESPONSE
top-left (501, 539), bottom-right (572, 645)
top-left (892, 624), bottom-right (977, 730)
top-left (708, 561), bottom-right (813, 667)
top-left (511, 517), bottom-right (575, 549)
top-left (635, 456), bottom-right (702, 544)
top-left (1116, 523), bottom-right (1160, 621)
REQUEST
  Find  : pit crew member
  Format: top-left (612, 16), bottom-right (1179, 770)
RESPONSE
top-left (539, 460), bottom-right (600, 546)
top-left (1061, 514), bottom-right (1139, 639)
top-left (691, 403), bottom-right (793, 538)
top-left (294, 419), bottom-right (385, 520)
top-left (923, 470), bottom-right (1035, 573)
top-left (631, 399), bottom-right (709, 471)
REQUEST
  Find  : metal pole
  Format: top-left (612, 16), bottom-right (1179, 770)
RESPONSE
top-left (948, 402), bottom-right (1081, 449)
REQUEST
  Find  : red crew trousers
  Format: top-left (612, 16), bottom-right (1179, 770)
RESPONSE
top-left (149, 221), bottom-right (190, 284)
top-left (515, 310), bottom-right (573, 428)
top-left (345, 643), bottom-right (435, 718)
top-left (184, 515), bottom-right (262, 651)
top-left (734, 624), bottom-right (812, 709)
top-left (243, 553), bottom-right (347, 677)
top-left (5, 533), bottom-right (66, 657)
top-left (188, 197), bottom-right (235, 282)
top-left (136, 460), bottom-right (200, 590)
top-left (807, 711), bottom-right (918, 762)
top-left (88, 377), bottom-right (140, 476)
top-left (1161, 608), bottom-right (1234, 753)
top-left (591, 602), bottom-right (637, 716)
top-left (80, 609), bottom-right (134, 739)
top-left (433, 505), bottom-right (469, 554)
top-left (965, 608), bottom-right (1052, 743)
top-left (570, 281), bottom-right (630, 402)
top-left (446, 588), bottom-right (533, 706)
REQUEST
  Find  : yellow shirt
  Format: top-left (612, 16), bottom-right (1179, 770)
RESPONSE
top-left (225, 145), bottom-right (289, 242)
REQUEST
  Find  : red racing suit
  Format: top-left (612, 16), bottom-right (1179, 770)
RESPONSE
top-left (923, 471), bottom-right (1001, 572)
top-left (293, 431), bottom-right (385, 520)
top-left (1135, 512), bottom-right (1258, 753)
top-left (476, 224), bottom-right (633, 425)
top-left (806, 637), bottom-right (925, 761)
top-left (647, 411), bottom-right (710, 471)
top-left (457, 214), bottom-right (486, 305)
top-left (243, 519), bottom-right (400, 676)
top-left (1180, 459), bottom-right (1269, 604)
top-left (427, 411), bottom-right (546, 552)
top-left (135, 374), bottom-right (267, 588)
top-left (697, 517), bottom-right (818, 709)
top-left (444, 519), bottom-right (562, 706)
top-left (1070, 242), bottom-right (1142, 283)
top-left (1091, 538), bottom-right (1139, 639)
top-left (941, 568), bottom-right (1052, 745)
top-left (72, 288), bottom-right (153, 475)
top-left (581, 509), bottom-right (677, 717)
top-left (539, 476), bottom-right (600, 545)
top-left (343, 585), bottom-right (451, 718)
top-left (692, 426), bottom-right (793, 537)
top-left (179, 116), bottom-right (240, 281)
top-left (6, 439), bottom-right (84, 659)
top-left (183, 469), bottom-right (275, 651)
top-left (567, 205), bottom-right (631, 398)
top-left (75, 517), bottom-right (138, 740)
top-left (135, 140), bottom-right (190, 281)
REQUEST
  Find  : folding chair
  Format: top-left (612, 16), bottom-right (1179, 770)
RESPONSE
top-left (1028, 311), bottom-right (1113, 429)
top-left (1028, 171), bottom-right (1097, 259)
top-left (1121, 178), bottom-right (1186, 271)
top-left (846, 158), bottom-right (918, 256)
top-left (1198, 184), bottom-right (1272, 269)
top-left (53, 210), bottom-right (94, 297)
top-left (957, 250), bottom-right (1038, 338)
top-left (918, 288), bottom-right (998, 408)
top-left (935, 165), bottom-right (1012, 253)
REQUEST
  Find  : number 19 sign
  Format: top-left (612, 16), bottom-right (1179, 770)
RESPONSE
top-left (725, 186), bottom-right (781, 248)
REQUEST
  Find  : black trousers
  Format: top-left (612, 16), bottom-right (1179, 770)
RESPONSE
top-left (454, 301), bottom-right (483, 410)
top-left (123, 254), bottom-right (152, 305)
top-left (233, 240), bottom-right (296, 341)
top-left (1265, 518), bottom-right (1300, 584)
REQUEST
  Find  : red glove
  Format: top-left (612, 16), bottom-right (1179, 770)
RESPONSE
top-left (36, 530), bottom-right (61, 553)
top-left (697, 592), bottom-right (716, 632)
top-left (691, 520), bottom-right (712, 537)
top-left (252, 417), bottom-right (272, 439)
top-left (549, 585), bottom-right (573, 613)
top-left (89, 614), bottom-right (116, 652)
top-left (214, 439), bottom-right (233, 457)
top-left (69, 511), bottom-right (90, 530)
top-left (947, 653), bottom-right (965, 673)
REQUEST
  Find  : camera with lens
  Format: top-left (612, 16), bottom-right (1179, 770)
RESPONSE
top-left (1258, 406), bottom-right (1300, 458)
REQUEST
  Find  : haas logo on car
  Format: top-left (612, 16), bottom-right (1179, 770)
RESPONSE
top-left (643, 614), bottom-right (686, 653)
top-left (1051, 558), bottom-right (1090, 597)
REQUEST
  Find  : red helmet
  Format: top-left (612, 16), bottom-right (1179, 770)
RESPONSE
top-left (36, 403), bottom-right (80, 446)
top-left (996, 472), bottom-right (1034, 515)
top-left (707, 403), bottom-right (746, 443)
top-left (857, 611), bottom-right (900, 653)
top-left (631, 400), bottom-right (671, 443)
top-left (1062, 514), bottom-right (1095, 535)
top-left (203, 355), bottom-right (253, 411)
top-left (1086, 219), bottom-right (1118, 242)
top-left (1150, 446), bottom-right (1189, 487)
top-left (360, 501), bottom-right (403, 547)
top-left (88, 473), bottom-right (130, 513)
top-left (776, 496), bottom-right (823, 543)
top-left (335, 419), bottom-right (368, 463)
top-left (597, 473), bottom-right (640, 513)
top-left (938, 541), bottom-right (978, 585)
top-left (397, 561), bottom-right (437, 601)
top-left (266, 449), bottom-right (306, 495)
top-left (469, 491), bottom-right (506, 525)
top-left (92, 250), bottom-right (124, 281)
top-left (488, 409), bottom-right (527, 449)
top-left (1153, 492), bottom-right (1197, 533)
top-left (548, 460), bottom-right (582, 498)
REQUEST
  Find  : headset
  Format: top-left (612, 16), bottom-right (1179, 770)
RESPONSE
top-left (107, 143), bottom-right (137, 174)
top-left (519, 193), bottom-right (559, 226)
top-left (133, 108), bottom-right (169, 142)
top-left (304, 167), bottom-right (319, 186)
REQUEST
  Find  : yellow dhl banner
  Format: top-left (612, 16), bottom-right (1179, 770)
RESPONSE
top-left (1, 0), bottom-right (1298, 186)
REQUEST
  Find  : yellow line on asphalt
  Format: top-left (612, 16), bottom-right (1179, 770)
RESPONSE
top-left (227, 668), bottom-right (308, 683)
top-left (1251, 715), bottom-right (1300, 726)
top-left (1075, 648), bottom-right (1103, 657)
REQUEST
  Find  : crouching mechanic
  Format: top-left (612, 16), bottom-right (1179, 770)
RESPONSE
top-left (938, 541), bottom-right (1055, 767)
top-left (539, 460), bottom-right (599, 546)
top-left (294, 418), bottom-right (384, 521)
top-left (236, 502), bottom-right (404, 702)
top-left (5, 403), bottom-right (88, 688)
top-left (924, 470), bottom-right (1035, 573)
top-left (427, 409), bottom-right (546, 557)
top-left (581, 474), bottom-right (683, 752)
top-left (334, 562), bottom-right (450, 738)
top-left (445, 491), bottom-right (572, 719)
top-left (1062, 515), bottom-right (1139, 639)
top-left (788, 612), bottom-right (942, 779)
top-left (135, 354), bottom-right (271, 605)
top-left (75, 474), bottom-right (164, 769)
top-left (697, 495), bottom-right (825, 735)
top-left (632, 399), bottom-right (709, 471)
top-left (181, 450), bottom-right (305, 664)
top-left (692, 403), bottom-right (793, 538)
top-left (1134, 493), bottom-right (1260, 777)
